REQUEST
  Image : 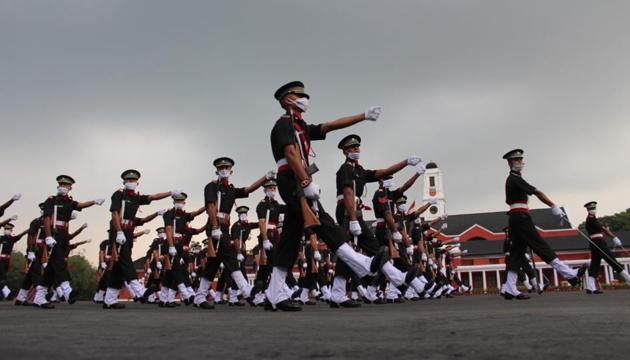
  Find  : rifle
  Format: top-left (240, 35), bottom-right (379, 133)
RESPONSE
top-left (309, 233), bottom-right (319, 274)
top-left (288, 109), bottom-right (321, 230)
top-left (109, 197), bottom-right (126, 271)
top-left (386, 198), bottom-right (400, 259)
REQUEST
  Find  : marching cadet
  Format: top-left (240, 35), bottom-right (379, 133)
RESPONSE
top-left (104, 169), bottom-right (177, 309)
top-left (252, 179), bottom-right (286, 306)
top-left (162, 192), bottom-right (205, 307)
top-left (193, 157), bottom-right (272, 310)
top-left (34, 175), bottom-right (105, 308)
top-left (0, 223), bottom-right (28, 300)
top-left (583, 201), bottom-right (630, 293)
top-left (15, 203), bottom-right (47, 305)
top-left (333, 134), bottom-right (426, 307)
top-left (502, 149), bottom-right (586, 300)
top-left (266, 80), bottom-right (390, 311)
top-left (227, 205), bottom-right (257, 306)
top-left (0, 193), bottom-right (21, 220)
top-left (500, 227), bottom-right (542, 296)
top-left (139, 227), bottom-right (167, 304)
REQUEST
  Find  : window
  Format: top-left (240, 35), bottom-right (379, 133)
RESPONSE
top-left (429, 176), bottom-right (435, 187)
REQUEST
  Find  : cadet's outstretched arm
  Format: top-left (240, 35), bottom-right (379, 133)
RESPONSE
top-left (320, 113), bottom-right (366, 135)
top-left (374, 160), bottom-right (408, 179)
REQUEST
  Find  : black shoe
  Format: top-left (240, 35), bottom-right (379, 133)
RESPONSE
top-left (158, 301), bottom-right (165, 307)
top-left (45, 292), bottom-right (53, 303)
top-left (299, 300), bottom-right (317, 305)
top-left (184, 296), bottom-right (194, 306)
top-left (586, 289), bottom-right (604, 294)
top-left (515, 294), bottom-right (530, 300)
top-left (14, 300), bottom-right (24, 306)
top-left (164, 302), bottom-right (177, 308)
top-left (36, 302), bottom-right (55, 309)
top-left (331, 299), bottom-right (361, 308)
top-left (229, 301), bottom-right (245, 307)
top-left (369, 247), bottom-right (390, 275)
top-left (68, 290), bottom-right (78, 305)
top-left (404, 267), bottom-right (420, 286)
top-left (197, 301), bottom-right (215, 310)
top-left (538, 282), bottom-right (550, 295)
top-left (103, 303), bottom-right (125, 309)
top-left (577, 264), bottom-right (588, 278)
top-left (265, 299), bottom-right (302, 311)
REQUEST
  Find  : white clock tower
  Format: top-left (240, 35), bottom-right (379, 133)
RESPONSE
top-left (422, 161), bottom-right (446, 221)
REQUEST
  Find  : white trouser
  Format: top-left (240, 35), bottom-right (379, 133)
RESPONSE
top-left (104, 288), bottom-right (120, 305)
top-left (586, 276), bottom-right (597, 292)
top-left (331, 276), bottom-right (349, 304)
top-left (505, 271), bottom-right (520, 296)
top-left (93, 290), bottom-right (105, 302)
top-left (300, 288), bottom-right (310, 303)
top-left (231, 271), bottom-right (252, 298)
top-left (404, 287), bottom-right (418, 299)
top-left (335, 243), bottom-right (373, 278)
top-left (265, 266), bottom-right (289, 305)
top-left (229, 288), bottom-right (239, 303)
top-left (381, 261), bottom-right (404, 287)
top-left (178, 283), bottom-right (192, 299)
top-left (159, 286), bottom-right (169, 302)
top-left (126, 279), bottom-right (145, 299)
top-left (147, 293), bottom-right (157, 303)
top-left (59, 281), bottom-right (72, 302)
top-left (253, 292), bottom-right (266, 305)
top-left (550, 258), bottom-right (577, 279)
top-left (194, 278), bottom-right (212, 305)
top-left (16, 288), bottom-right (29, 302)
top-left (34, 286), bottom-right (48, 305)
top-left (385, 284), bottom-right (400, 300)
top-left (620, 270), bottom-right (630, 285)
top-left (167, 288), bottom-right (177, 303)
top-left (321, 285), bottom-right (331, 301)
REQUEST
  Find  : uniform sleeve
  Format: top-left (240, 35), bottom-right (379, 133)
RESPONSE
top-left (256, 203), bottom-right (266, 220)
top-left (337, 164), bottom-right (354, 191)
top-left (272, 119), bottom-right (297, 154)
top-left (307, 123), bottom-right (326, 141)
top-left (134, 217), bottom-right (146, 226)
top-left (186, 213), bottom-right (195, 222)
top-left (99, 241), bottom-right (107, 251)
top-left (28, 220), bottom-right (40, 235)
top-left (43, 198), bottom-right (54, 217)
top-left (72, 200), bottom-right (81, 211)
top-left (365, 169), bottom-right (378, 183)
top-left (513, 176), bottom-right (536, 195)
top-left (163, 213), bottom-right (174, 228)
top-left (235, 187), bottom-right (249, 199)
top-left (587, 217), bottom-right (604, 233)
top-left (139, 195), bottom-right (152, 206)
top-left (372, 190), bottom-right (390, 214)
top-left (110, 191), bottom-right (122, 212)
top-left (230, 224), bottom-right (239, 240)
top-left (204, 182), bottom-right (218, 206)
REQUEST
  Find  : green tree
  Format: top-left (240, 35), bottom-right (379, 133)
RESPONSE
top-left (5, 252), bottom-right (27, 296)
top-left (578, 208), bottom-right (630, 232)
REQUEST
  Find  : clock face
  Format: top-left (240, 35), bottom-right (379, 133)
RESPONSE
top-left (429, 206), bottom-right (438, 214)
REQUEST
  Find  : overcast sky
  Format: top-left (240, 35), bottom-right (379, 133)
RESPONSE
top-left (2, 1), bottom-right (629, 264)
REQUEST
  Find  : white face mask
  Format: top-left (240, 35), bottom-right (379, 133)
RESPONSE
top-left (347, 152), bottom-right (360, 161)
top-left (511, 162), bottom-right (525, 172)
top-left (588, 209), bottom-right (597, 215)
top-left (290, 97), bottom-right (310, 112)
top-left (174, 203), bottom-right (185, 210)
top-left (239, 214), bottom-right (248, 222)
top-left (158, 233), bottom-right (166, 239)
top-left (218, 170), bottom-right (231, 179)
top-left (398, 204), bottom-right (408, 213)
top-left (4, 230), bottom-right (11, 236)
top-left (265, 191), bottom-right (275, 199)
top-left (382, 179), bottom-right (394, 190)
top-left (57, 186), bottom-right (69, 195)
top-left (414, 218), bottom-right (422, 225)
top-left (124, 182), bottom-right (138, 190)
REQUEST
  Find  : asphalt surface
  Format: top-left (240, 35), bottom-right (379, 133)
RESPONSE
top-left (1, 291), bottom-right (629, 360)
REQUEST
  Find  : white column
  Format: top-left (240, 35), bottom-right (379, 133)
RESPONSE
top-left (482, 271), bottom-right (487, 293)
top-left (468, 272), bottom-right (473, 288)
top-left (495, 270), bottom-right (501, 290)
top-left (538, 268), bottom-right (544, 283)
top-left (553, 269), bottom-right (559, 287)
top-left (604, 265), bottom-right (611, 285)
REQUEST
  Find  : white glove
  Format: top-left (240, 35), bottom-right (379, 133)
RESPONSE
top-left (551, 205), bottom-right (565, 217)
top-left (168, 246), bottom-right (177, 256)
top-left (12, 193), bottom-right (21, 201)
top-left (42, 262), bottom-right (48, 269)
top-left (237, 254), bottom-right (245, 262)
top-left (415, 163), bottom-right (426, 175)
top-left (170, 188), bottom-right (184, 196)
top-left (94, 198), bottom-right (105, 206)
top-left (461, 249), bottom-right (468, 255)
top-left (143, 229), bottom-right (150, 235)
top-left (302, 182), bottom-right (321, 200)
top-left (146, 268), bottom-right (152, 275)
top-left (191, 271), bottom-right (197, 278)
top-left (10, 214), bottom-right (18, 221)
top-left (302, 262), bottom-right (308, 269)
top-left (100, 262), bottom-right (107, 270)
top-left (45, 237), bottom-right (56, 247)
top-left (265, 170), bottom-right (277, 180)
top-left (263, 240), bottom-right (273, 251)
top-left (392, 231), bottom-right (403, 243)
top-left (524, 253), bottom-right (531, 261)
top-left (328, 269), bottom-right (334, 275)
top-left (314, 250), bottom-right (322, 261)
top-left (27, 252), bottom-right (35, 261)
top-left (441, 223), bottom-right (448, 230)
top-left (220, 263), bottom-right (225, 269)
top-left (81, 223), bottom-right (88, 230)
top-left (211, 228), bottom-right (222, 240)
top-left (440, 214), bottom-right (448, 221)
top-left (157, 209), bottom-right (167, 216)
top-left (421, 253), bottom-right (428, 262)
top-left (406, 246), bottom-right (414, 255)
top-left (349, 220), bottom-right (362, 236)
top-left (115, 231), bottom-right (126, 245)
top-left (156, 261), bottom-right (163, 270)
top-left (407, 156), bottom-right (422, 166)
top-left (613, 237), bottom-right (622, 247)
top-left (364, 105), bottom-right (382, 121)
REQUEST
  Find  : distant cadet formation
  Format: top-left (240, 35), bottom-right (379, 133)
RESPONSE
top-left (1, 81), bottom-right (629, 310)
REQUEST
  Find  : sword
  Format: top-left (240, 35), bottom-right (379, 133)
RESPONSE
top-left (562, 214), bottom-right (621, 267)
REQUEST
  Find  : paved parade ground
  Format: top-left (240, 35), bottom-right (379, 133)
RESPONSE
top-left (1, 290), bottom-right (629, 360)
